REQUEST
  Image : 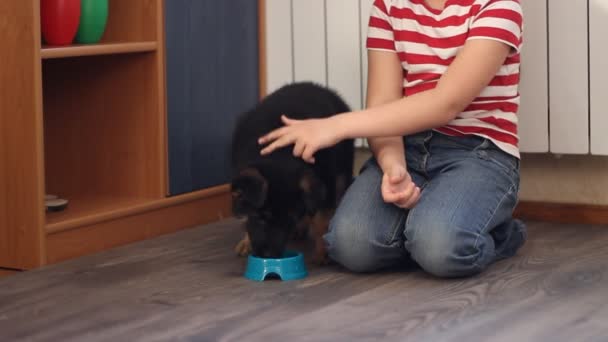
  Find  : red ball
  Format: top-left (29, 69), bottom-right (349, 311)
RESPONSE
top-left (41, 0), bottom-right (81, 46)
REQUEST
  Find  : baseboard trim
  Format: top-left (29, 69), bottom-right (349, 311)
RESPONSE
top-left (42, 197), bottom-right (607, 265)
top-left (0, 268), bottom-right (19, 279)
top-left (514, 201), bottom-right (608, 225)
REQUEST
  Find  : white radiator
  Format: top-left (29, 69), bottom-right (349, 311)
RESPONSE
top-left (263, 0), bottom-right (608, 155)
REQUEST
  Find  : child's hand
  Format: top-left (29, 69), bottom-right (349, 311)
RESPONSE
top-left (381, 164), bottom-right (421, 209)
top-left (259, 115), bottom-right (343, 163)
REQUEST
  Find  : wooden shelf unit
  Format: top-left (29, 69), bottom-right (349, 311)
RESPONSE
top-left (1, 0), bottom-right (232, 270)
top-left (41, 0), bottom-right (167, 231)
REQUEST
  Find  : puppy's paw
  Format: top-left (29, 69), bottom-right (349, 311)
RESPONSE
top-left (234, 236), bottom-right (252, 257)
top-left (311, 210), bottom-right (331, 265)
top-left (312, 240), bottom-right (329, 265)
top-left (312, 251), bottom-right (330, 265)
top-left (292, 216), bottom-right (311, 241)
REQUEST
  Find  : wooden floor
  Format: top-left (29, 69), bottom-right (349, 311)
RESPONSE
top-left (1, 219), bottom-right (608, 341)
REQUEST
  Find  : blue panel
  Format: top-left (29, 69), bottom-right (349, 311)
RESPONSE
top-left (165, 0), bottom-right (259, 195)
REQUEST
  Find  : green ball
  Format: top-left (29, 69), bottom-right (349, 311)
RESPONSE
top-left (75, 0), bottom-right (109, 44)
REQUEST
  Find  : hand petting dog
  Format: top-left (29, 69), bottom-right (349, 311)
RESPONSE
top-left (259, 115), bottom-right (346, 164)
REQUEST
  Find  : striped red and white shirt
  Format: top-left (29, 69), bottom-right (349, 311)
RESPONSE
top-left (367, 0), bottom-right (523, 158)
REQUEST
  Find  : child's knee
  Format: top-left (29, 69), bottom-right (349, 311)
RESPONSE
top-left (405, 216), bottom-right (492, 278)
top-left (324, 215), bottom-right (380, 273)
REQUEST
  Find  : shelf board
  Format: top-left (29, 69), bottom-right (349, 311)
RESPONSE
top-left (45, 196), bottom-right (155, 232)
top-left (41, 42), bottom-right (157, 59)
top-left (44, 186), bottom-right (230, 234)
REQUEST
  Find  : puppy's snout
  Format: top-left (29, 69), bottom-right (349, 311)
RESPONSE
top-left (261, 250), bottom-right (274, 258)
top-left (255, 246), bottom-right (282, 259)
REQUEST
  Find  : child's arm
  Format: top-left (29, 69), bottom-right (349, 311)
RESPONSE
top-left (366, 50), bottom-right (421, 208)
top-left (365, 49), bottom-right (405, 175)
top-left (260, 39), bottom-right (510, 162)
top-left (337, 39), bottom-right (512, 139)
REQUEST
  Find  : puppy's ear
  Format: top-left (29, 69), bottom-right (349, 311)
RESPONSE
top-left (299, 170), bottom-right (326, 215)
top-left (231, 168), bottom-right (268, 217)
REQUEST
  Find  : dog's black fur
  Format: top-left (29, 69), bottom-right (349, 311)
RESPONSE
top-left (230, 82), bottom-right (355, 259)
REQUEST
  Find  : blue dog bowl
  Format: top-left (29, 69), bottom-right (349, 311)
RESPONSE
top-left (244, 250), bottom-right (308, 281)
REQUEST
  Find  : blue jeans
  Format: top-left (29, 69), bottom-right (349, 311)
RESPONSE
top-left (324, 131), bottom-right (526, 278)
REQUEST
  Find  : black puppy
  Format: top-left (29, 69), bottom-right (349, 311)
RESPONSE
top-left (230, 82), bottom-right (354, 263)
